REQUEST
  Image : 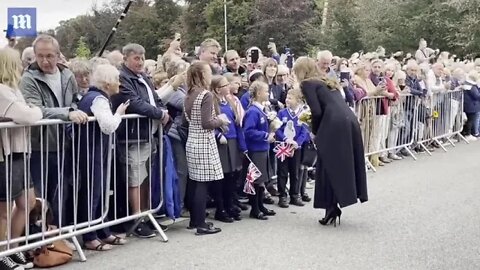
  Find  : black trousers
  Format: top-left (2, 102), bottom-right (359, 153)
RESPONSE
top-left (190, 181), bottom-right (209, 228)
top-left (277, 150), bottom-right (301, 198)
top-left (298, 166), bottom-right (308, 197)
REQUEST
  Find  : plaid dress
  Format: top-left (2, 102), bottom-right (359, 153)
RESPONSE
top-left (185, 90), bottom-right (224, 182)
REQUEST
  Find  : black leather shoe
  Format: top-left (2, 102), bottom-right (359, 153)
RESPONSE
top-left (290, 197), bottom-right (305, 207)
top-left (278, 197), bottom-right (289, 208)
top-left (268, 187), bottom-right (280, 197)
top-left (230, 206), bottom-right (242, 214)
top-left (249, 212), bottom-right (268, 220)
top-left (215, 211), bottom-right (234, 223)
top-left (260, 208), bottom-right (276, 216)
top-left (196, 224), bottom-right (222, 235)
top-left (263, 197), bottom-right (275, 205)
top-left (188, 222), bottom-right (213, 230)
top-left (238, 203), bottom-right (249, 211)
top-left (302, 194), bottom-right (312, 202)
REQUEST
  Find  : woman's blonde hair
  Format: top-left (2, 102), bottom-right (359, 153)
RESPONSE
top-left (0, 47), bottom-right (22, 89)
top-left (287, 88), bottom-right (303, 101)
top-left (293, 56), bottom-right (340, 90)
top-left (249, 80), bottom-right (269, 101)
top-left (186, 61), bottom-right (211, 93)
top-left (152, 71), bottom-right (168, 89)
top-left (211, 75), bottom-right (242, 125)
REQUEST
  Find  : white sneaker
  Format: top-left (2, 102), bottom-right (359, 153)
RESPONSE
top-left (466, 135), bottom-right (477, 142)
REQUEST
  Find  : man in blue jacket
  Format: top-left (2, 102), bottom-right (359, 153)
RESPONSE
top-left (112, 43), bottom-right (170, 238)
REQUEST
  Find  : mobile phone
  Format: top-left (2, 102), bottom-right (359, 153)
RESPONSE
top-left (340, 72), bottom-right (350, 82)
top-left (251, 49), bottom-right (259, 64)
top-left (287, 55), bottom-right (293, 69)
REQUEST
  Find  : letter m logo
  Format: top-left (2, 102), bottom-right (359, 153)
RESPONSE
top-left (7, 8), bottom-right (37, 37)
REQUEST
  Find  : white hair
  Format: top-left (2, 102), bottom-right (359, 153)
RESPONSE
top-left (467, 70), bottom-right (480, 82)
top-left (21, 47), bottom-right (34, 62)
top-left (91, 64), bottom-right (120, 90)
top-left (317, 50), bottom-right (333, 61)
top-left (406, 59), bottom-right (419, 70)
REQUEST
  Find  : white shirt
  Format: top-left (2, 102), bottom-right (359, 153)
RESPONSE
top-left (138, 75), bottom-right (159, 134)
top-left (90, 96), bottom-right (122, 135)
top-left (44, 69), bottom-right (63, 107)
top-left (427, 69), bottom-right (446, 94)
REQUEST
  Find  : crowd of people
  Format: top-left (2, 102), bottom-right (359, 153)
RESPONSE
top-left (0, 33), bottom-right (479, 270)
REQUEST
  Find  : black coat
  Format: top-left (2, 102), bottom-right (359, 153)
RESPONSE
top-left (301, 79), bottom-right (368, 209)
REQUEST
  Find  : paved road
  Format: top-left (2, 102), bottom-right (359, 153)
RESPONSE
top-left (59, 142), bottom-right (480, 270)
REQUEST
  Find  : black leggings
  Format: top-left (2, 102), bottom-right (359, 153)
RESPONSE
top-left (210, 171), bottom-right (239, 213)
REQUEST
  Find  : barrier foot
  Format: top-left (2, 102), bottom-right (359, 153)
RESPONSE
top-left (434, 139), bottom-right (448, 152)
top-left (70, 234), bottom-right (87, 262)
top-left (147, 213), bottom-right (168, 242)
top-left (419, 143), bottom-right (432, 156)
top-left (365, 159), bottom-right (376, 173)
top-left (404, 147), bottom-right (417, 161)
top-left (458, 133), bottom-right (469, 144)
top-left (125, 218), bottom-right (143, 237)
top-left (446, 137), bottom-right (456, 147)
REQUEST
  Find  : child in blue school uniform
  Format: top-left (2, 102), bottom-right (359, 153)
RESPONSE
top-left (243, 81), bottom-right (277, 220)
top-left (275, 89), bottom-right (309, 208)
top-left (211, 75), bottom-right (247, 223)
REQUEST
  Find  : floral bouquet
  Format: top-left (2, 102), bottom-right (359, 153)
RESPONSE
top-left (298, 107), bottom-right (312, 129)
top-left (267, 111), bottom-right (283, 133)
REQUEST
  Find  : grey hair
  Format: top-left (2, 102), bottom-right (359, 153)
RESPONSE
top-left (69, 59), bottom-right (91, 76)
top-left (166, 59), bottom-right (189, 78)
top-left (122, 43), bottom-right (145, 58)
top-left (91, 64), bottom-right (120, 90)
top-left (33, 34), bottom-right (60, 54)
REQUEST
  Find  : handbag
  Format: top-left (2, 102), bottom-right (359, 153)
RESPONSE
top-left (27, 199), bottom-right (73, 268)
top-left (33, 239), bottom-right (73, 268)
top-left (301, 140), bottom-right (317, 167)
top-left (177, 117), bottom-right (189, 144)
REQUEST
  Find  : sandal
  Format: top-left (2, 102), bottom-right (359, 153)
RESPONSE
top-left (101, 236), bottom-right (127, 246)
top-left (85, 242), bottom-right (112, 251)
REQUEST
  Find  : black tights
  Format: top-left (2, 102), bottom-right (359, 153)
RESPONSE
top-left (249, 184), bottom-right (267, 215)
top-left (210, 171), bottom-right (239, 214)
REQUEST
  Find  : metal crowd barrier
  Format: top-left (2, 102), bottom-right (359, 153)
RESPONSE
top-left (356, 90), bottom-right (467, 171)
top-left (0, 114), bottom-right (167, 261)
top-left (415, 89), bottom-right (468, 154)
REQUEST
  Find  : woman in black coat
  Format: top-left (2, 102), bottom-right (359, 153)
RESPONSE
top-left (293, 57), bottom-right (368, 226)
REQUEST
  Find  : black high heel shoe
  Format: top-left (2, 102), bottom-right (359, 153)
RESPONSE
top-left (319, 207), bottom-right (342, 227)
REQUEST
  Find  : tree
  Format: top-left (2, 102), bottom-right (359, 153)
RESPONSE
top-left (248, 0), bottom-right (317, 56)
top-left (205, 0), bottom-right (253, 52)
top-left (181, 0), bottom-right (210, 52)
top-left (75, 36), bottom-right (91, 58)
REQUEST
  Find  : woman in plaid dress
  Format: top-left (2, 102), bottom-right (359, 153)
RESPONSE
top-left (184, 61), bottom-right (229, 235)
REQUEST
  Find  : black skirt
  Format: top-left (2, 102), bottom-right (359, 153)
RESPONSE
top-left (0, 154), bottom-right (31, 201)
top-left (248, 151), bottom-right (271, 185)
top-left (218, 139), bottom-right (243, 173)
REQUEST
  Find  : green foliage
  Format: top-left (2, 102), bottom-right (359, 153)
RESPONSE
top-left (32, 0), bottom-right (480, 60)
top-left (75, 37), bottom-right (91, 58)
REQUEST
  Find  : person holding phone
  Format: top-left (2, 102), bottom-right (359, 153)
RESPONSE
top-left (369, 59), bottom-right (399, 165)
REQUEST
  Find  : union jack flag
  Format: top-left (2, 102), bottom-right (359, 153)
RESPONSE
top-left (243, 162), bottom-right (262, 195)
top-left (274, 142), bottom-right (294, 162)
